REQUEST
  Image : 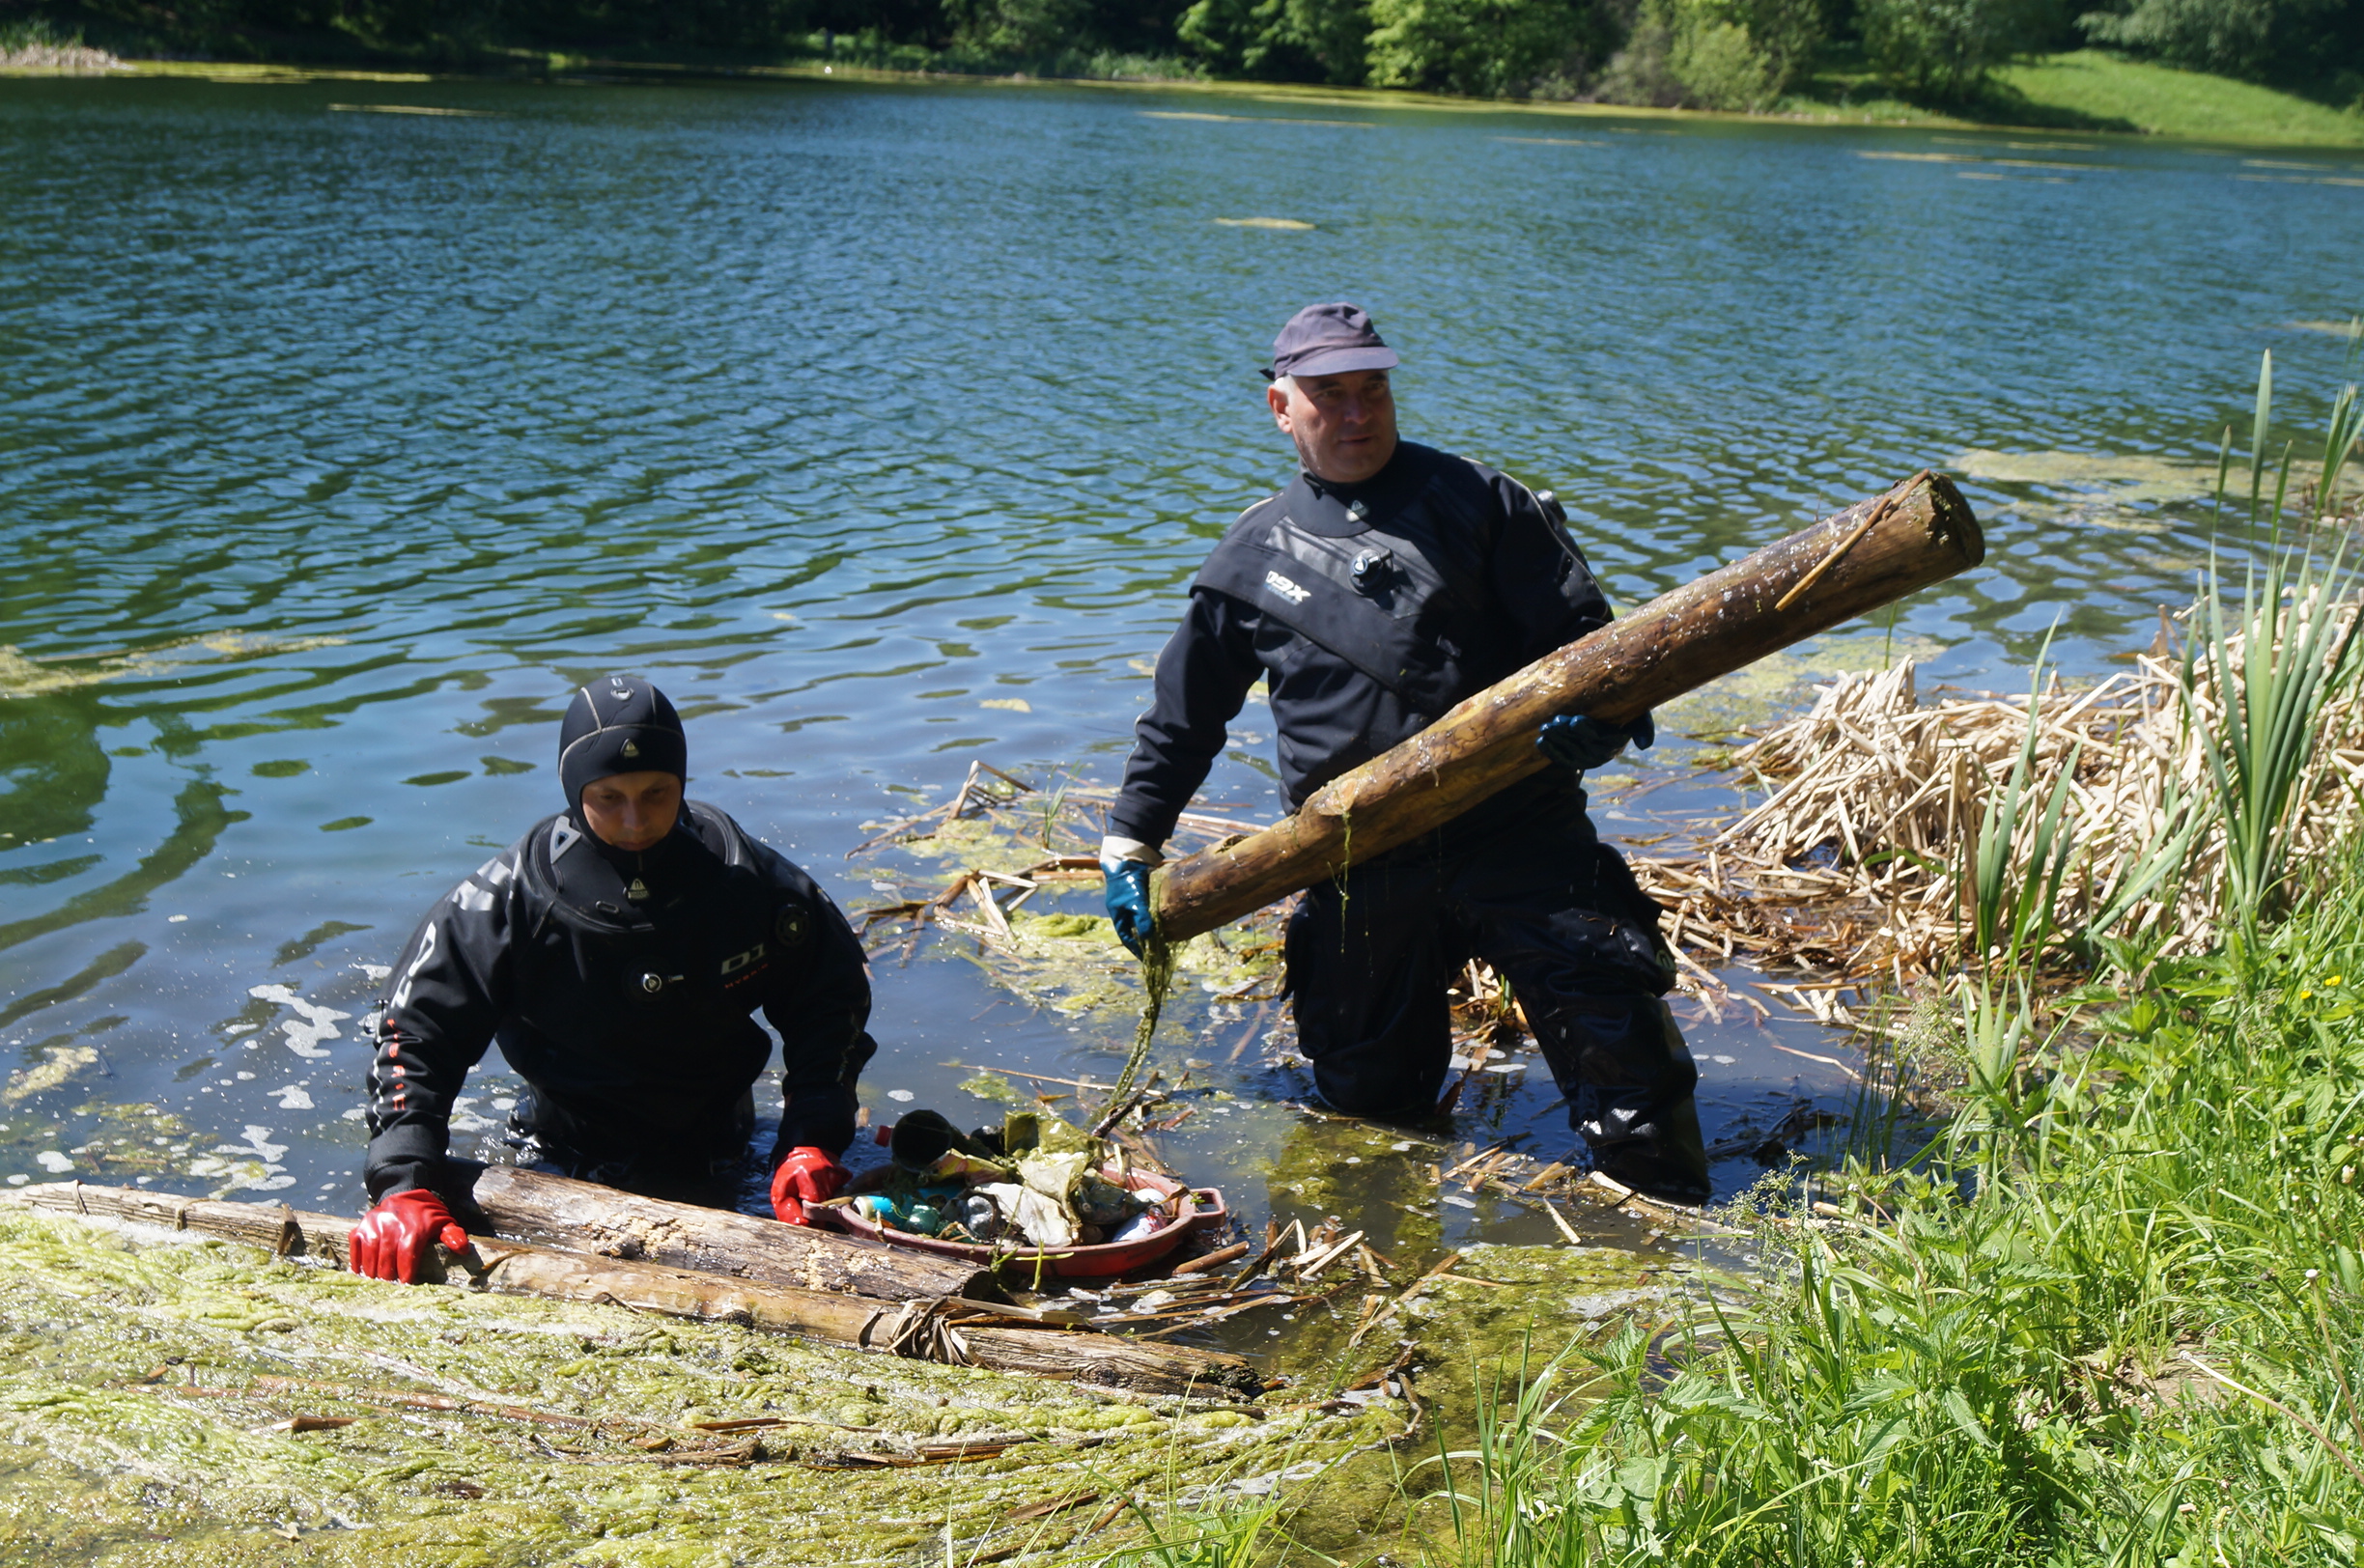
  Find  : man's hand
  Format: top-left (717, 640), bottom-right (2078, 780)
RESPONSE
top-left (1102, 858), bottom-right (1156, 957)
top-left (1535, 712), bottom-right (1655, 774)
top-left (771, 1145), bottom-right (849, 1225)
top-left (349, 1189), bottom-right (469, 1283)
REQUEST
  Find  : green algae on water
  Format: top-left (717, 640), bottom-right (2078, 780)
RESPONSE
top-left (0, 633), bottom-right (349, 699)
top-left (1656, 629), bottom-right (1947, 745)
top-left (0, 1208), bottom-right (1402, 1567)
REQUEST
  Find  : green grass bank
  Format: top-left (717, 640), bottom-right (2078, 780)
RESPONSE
top-left (1327, 874), bottom-right (2364, 1566)
top-left (1776, 47), bottom-right (2364, 144)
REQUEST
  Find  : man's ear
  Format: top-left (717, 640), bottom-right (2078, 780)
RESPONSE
top-left (1267, 381), bottom-right (1292, 431)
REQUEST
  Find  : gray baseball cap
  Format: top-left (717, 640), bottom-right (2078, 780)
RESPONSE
top-left (1265, 302), bottom-right (1399, 380)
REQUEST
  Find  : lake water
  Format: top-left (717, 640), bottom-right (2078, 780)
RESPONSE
top-left (2, 70), bottom-right (2359, 1271)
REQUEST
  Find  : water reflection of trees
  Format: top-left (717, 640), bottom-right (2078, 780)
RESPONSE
top-left (0, 693), bottom-right (245, 958)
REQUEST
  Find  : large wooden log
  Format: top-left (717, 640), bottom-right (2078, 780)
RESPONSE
top-left (1153, 470), bottom-right (1984, 940)
top-left (454, 1161), bottom-right (1005, 1304)
top-left (0, 1183), bottom-right (1263, 1401)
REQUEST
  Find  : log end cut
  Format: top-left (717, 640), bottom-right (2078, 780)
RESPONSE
top-left (1924, 470), bottom-right (1985, 568)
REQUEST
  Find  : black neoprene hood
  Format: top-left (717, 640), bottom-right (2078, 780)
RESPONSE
top-left (556, 675), bottom-right (688, 812)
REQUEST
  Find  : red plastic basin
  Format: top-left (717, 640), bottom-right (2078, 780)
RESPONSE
top-left (822, 1167), bottom-right (1229, 1281)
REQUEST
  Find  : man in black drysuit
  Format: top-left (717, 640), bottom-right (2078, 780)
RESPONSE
top-left (1100, 303), bottom-right (1709, 1204)
top-left (349, 674), bottom-right (877, 1281)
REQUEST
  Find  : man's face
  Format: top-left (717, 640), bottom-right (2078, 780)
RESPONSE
top-left (579, 770), bottom-right (683, 853)
top-left (1269, 369), bottom-right (1397, 484)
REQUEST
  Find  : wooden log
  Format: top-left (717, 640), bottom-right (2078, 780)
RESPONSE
top-left (0, 1182), bottom-right (1263, 1401)
top-left (1153, 470), bottom-right (1983, 940)
top-left (454, 1161), bottom-right (1005, 1304)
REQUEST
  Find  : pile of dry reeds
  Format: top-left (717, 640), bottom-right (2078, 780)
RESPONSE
top-left (1628, 594), bottom-right (2364, 990)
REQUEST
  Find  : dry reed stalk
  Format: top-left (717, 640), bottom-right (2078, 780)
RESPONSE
top-left (1625, 594), bottom-right (2364, 992)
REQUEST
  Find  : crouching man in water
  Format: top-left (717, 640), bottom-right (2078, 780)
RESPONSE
top-left (349, 675), bottom-right (875, 1282)
top-left (1101, 303), bottom-right (1709, 1205)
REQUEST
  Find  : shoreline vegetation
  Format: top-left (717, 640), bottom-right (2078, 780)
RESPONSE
top-left (4, 11), bottom-right (2361, 147)
top-left (1136, 358), bottom-right (2364, 1560)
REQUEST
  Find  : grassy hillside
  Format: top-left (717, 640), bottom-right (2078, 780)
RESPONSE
top-left (1776, 47), bottom-right (2364, 145)
top-left (1995, 50), bottom-right (2364, 145)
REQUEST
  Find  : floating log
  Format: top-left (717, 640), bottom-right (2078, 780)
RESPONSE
top-left (454, 1161), bottom-right (1004, 1304)
top-left (0, 1183), bottom-right (1263, 1401)
top-left (1152, 470), bottom-right (1984, 940)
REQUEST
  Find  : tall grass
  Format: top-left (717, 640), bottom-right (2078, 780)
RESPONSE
top-left (1963, 624), bottom-right (2081, 972)
top-left (1970, 351), bottom-right (2364, 973)
top-left (2190, 352), bottom-right (2364, 954)
top-left (0, 15), bottom-right (80, 52)
top-left (1394, 846), bottom-right (2364, 1567)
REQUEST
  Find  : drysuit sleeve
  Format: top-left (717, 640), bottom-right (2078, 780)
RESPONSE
top-left (1489, 473), bottom-right (1615, 663)
top-left (1108, 588), bottom-right (1267, 852)
top-left (363, 855), bottom-right (518, 1203)
top-left (755, 857), bottom-right (878, 1162)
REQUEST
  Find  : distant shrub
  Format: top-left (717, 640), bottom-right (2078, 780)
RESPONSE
top-left (1596, 0), bottom-right (1822, 108)
top-left (1362, 0), bottom-right (1605, 95)
top-left (1858, 0), bottom-right (2027, 98)
top-left (948, 0), bottom-right (1095, 57)
top-left (1175, 0), bottom-right (1373, 82)
top-left (2076, 0), bottom-right (2360, 80)
top-left (1674, 17), bottom-right (1774, 101)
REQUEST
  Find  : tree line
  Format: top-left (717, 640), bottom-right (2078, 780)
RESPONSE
top-left (15, 0), bottom-right (2364, 109)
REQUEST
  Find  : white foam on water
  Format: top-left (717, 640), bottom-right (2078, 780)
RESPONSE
top-left (247, 983), bottom-right (351, 1059)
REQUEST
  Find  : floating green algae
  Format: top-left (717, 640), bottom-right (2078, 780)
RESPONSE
top-left (0, 1208), bottom-right (1404, 1566)
top-left (1946, 446), bottom-right (2359, 532)
top-left (0, 633), bottom-right (349, 699)
top-left (1201, 1239), bottom-right (1719, 1562)
top-left (857, 803), bottom-right (1280, 1027)
top-left (1656, 629), bottom-right (1946, 744)
top-left (938, 907), bottom-right (1273, 1026)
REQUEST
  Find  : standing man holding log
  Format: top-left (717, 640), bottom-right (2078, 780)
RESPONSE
top-left (349, 675), bottom-right (877, 1282)
top-left (1101, 303), bottom-right (1709, 1204)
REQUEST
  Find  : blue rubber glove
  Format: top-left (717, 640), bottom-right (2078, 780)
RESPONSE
top-left (1102, 858), bottom-right (1155, 957)
top-left (1535, 712), bottom-right (1655, 773)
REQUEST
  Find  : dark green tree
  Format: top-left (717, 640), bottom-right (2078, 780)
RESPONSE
top-left (2078, 0), bottom-right (2361, 80)
top-left (1363, 0), bottom-right (1606, 95)
top-left (1857, 0), bottom-right (2028, 98)
top-left (944, 0), bottom-right (1093, 55)
top-left (1174, 0), bottom-right (1371, 82)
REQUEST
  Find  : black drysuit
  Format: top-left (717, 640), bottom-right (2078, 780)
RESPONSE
top-left (363, 800), bottom-right (876, 1205)
top-left (1111, 441), bottom-right (1698, 1154)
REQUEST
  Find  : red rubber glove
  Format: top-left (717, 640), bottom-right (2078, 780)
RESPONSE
top-left (770, 1145), bottom-right (848, 1226)
top-left (349, 1188), bottom-right (469, 1283)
